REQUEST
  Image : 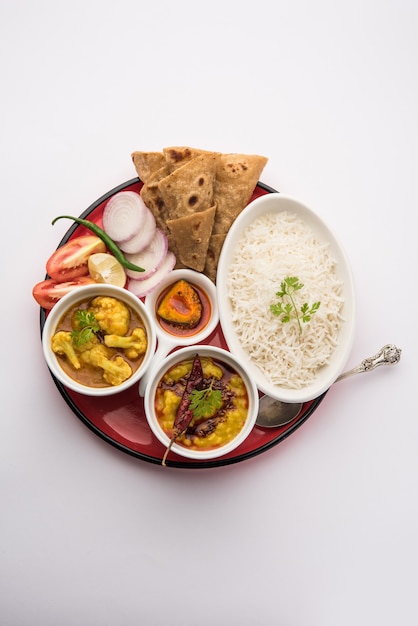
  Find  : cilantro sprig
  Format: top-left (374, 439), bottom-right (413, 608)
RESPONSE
top-left (270, 277), bottom-right (320, 334)
top-left (189, 382), bottom-right (223, 419)
top-left (71, 310), bottom-right (101, 347)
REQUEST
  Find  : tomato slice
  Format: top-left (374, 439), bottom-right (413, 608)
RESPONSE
top-left (46, 235), bottom-right (106, 281)
top-left (32, 277), bottom-right (96, 309)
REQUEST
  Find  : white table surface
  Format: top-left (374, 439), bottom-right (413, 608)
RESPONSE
top-left (1, 2), bottom-right (416, 625)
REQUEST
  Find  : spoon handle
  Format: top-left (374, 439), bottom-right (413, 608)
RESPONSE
top-left (335, 344), bottom-right (401, 383)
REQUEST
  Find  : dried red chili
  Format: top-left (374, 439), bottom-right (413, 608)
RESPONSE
top-left (161, 354), bottom-right (203, 466)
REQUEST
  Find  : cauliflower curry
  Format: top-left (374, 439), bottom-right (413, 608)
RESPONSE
top-left (51, 296), bottom-right (148, 388)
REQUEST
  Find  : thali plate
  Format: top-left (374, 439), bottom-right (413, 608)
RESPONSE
top-left (39, 177), bottom-right (327, 468)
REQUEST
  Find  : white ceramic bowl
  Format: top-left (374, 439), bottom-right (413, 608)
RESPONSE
top-left (216, 193), bottom-right (356, 403)
top-left (42, 283), bottom-right (157, 396)
top-left (143, 345), bottom-right (259, 462)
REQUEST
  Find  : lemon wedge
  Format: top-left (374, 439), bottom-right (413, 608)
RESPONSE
top-left (88, 253), bottom-right (126, 287)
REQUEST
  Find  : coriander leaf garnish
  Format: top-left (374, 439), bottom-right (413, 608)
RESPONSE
top-left (270, 276), bottom-right (320, 334)
top-left (189, 382), bottom-right (223, 419)
top-left (71, 310), bottom-right (101, 347)
top-left (300, 301), bottom-right (321, 323)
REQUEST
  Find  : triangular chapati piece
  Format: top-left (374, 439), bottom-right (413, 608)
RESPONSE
top-left (163, 146), bottom-right (219, 172)
top-left (204, 233), bottom-right (227, 283)
top-left (158, 154), bottom-right (217, 220)
top-left (212, 153), bottom-right (268, 234)
top-left (131, 151), bottom-right (166, 183)
top-left (166, 205), bottom-right (216, 272)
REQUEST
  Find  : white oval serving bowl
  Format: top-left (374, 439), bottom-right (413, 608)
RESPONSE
top-left (42, 283), bottom-right (157, 396)
top-left (143, 345), bottom-right (259, 462)
top-left (216, 193), bottom-right (356, 404)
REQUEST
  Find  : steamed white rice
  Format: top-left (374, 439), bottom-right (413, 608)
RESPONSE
top-left (226, 211), bottom-right (344, 389)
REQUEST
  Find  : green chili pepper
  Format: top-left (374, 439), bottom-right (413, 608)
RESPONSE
top-left (52, 215), bottom-right (145, 273)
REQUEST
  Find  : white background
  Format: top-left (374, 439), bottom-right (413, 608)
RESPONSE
top-left (1, 1), bottom-right (416, 625)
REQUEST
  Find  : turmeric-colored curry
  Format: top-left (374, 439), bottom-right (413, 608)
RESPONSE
top-left (51, 295), bottom-right (147, 388)
top-left (155, 356), bottom-right (249, 451)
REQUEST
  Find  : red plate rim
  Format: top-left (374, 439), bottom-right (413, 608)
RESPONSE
top-left (39, 177), bottom-right (327, 469)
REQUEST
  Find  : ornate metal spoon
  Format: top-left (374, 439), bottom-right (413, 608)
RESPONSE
top-left (256, 344), bottom-right (402, 428)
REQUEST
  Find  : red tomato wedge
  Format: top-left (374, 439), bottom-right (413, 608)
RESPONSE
top-left (46, 235), bottom-right (106, 281)
top-left (33, 276), bottom-right (96, 309)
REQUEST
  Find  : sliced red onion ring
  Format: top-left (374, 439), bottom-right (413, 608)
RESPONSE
top-left (119, 209), bottom-right (157, 254)
top-left (127, 252), bottom-right (176, 298)
top-left (102, 191), bottom-right (147, 242)
top-left (125, 229), bottom-right (168, 280)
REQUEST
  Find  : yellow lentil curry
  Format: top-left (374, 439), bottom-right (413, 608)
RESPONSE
top-left (51, 295), bottom-right (148, 388)
top-left (155, 356), bottom-right (249, 451)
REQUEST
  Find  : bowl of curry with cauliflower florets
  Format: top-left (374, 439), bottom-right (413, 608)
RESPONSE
top-left (42, 284), bottom-right (157, 396)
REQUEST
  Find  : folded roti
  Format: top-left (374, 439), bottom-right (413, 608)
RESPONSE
top-left (166, 205), bottom-right (216, 272)
top-left (163, 146), bottom-right (218, 172)
top-left (212, 153), bottom-right (268, 234)
top-left (166, 235), bottom-right (187, 270)
top-left (158, 154), bottom-right (217, 220)
top-left (131, 151), bottom-right (166, 183)
top-left (204, 233), bottom-right (227, 283)
top-left (131, 146), bottom-right (268, 280)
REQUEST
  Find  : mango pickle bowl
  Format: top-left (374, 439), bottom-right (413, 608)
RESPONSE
top-left (42, 284), bottom-right (157, 396)
top-left (143, 346), bottom-right (259, 464)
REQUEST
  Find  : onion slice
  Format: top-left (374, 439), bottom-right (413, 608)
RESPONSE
top-left (102, 191), bottom-right (147, 242)
top-left (119, 209), bottom-right (157, 254)
top-left (127, 252), bottom-right (176, 298)
top-left (125, 229), bottom-right (169, 280)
